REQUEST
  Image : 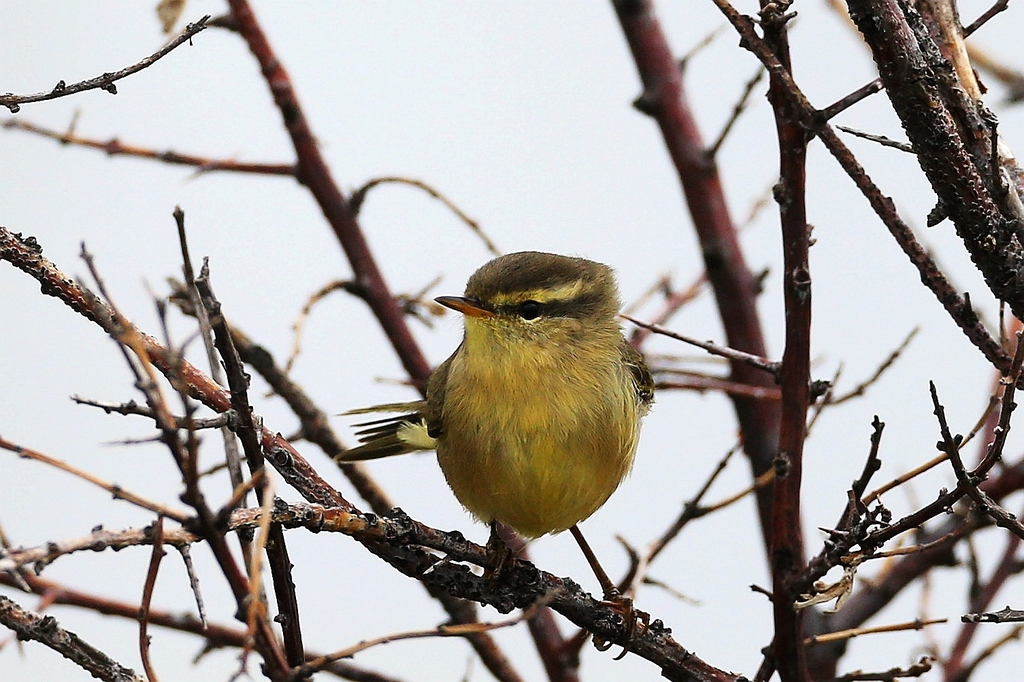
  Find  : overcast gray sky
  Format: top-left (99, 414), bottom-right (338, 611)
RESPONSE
top-left (3, 2), bottom-right (1024, 680)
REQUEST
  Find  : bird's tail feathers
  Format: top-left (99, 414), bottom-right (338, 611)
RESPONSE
top-left (337, 404), bottom-right (436, 462)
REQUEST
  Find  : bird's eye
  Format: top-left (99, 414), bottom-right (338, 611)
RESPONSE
top-left (518, 300), bottom-right (542, 320)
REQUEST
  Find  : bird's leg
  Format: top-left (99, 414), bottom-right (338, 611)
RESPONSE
top-left (570, 524), bottom-right (649, 655)
top-left (483, 520), bottom-right (518, 582)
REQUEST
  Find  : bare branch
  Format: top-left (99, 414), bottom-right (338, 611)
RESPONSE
top-left (138, 517), bottom-right (165, 682)
top-left (225, 0), bottom-right (432, 391)
top-left (710, 0), bottom-right (1011, 372)
top-left (291, 603), bottom-right (548, 680)
top-left (835, 126), bottom-right (914, 154)
top-left (805, 618), bottom-right (946, 646)
top-left (1, 118), bottom-right (295, 175)
top-left (707, 67), bottom-right (765, 159)
top-left (0, 436), bottom-right (190, 523)
top-left (349, 176), bottom-right (501, 256)
top-left (623, 315), bottom-right (780, 375)
top-left (0, 594), bottom-right (145, 681)
top-left (0, 17), bottom-right (210, 113)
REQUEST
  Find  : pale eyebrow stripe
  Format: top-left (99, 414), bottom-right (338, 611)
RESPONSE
top-left (492, 280), bottom-right (585, 305)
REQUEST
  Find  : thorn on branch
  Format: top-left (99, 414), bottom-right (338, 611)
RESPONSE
top-left (927, 202), bottom-right (948, 227)
top-left (632, 90), bottom-right (659, 117)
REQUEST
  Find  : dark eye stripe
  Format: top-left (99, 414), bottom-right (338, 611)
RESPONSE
top-left (495, 291), bottom-right (607, 320)
top-left (542, 292), bottom-right (605, 319)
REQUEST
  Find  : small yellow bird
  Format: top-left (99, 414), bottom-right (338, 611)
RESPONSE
top-left (340, 251), bottom-right (653, 607)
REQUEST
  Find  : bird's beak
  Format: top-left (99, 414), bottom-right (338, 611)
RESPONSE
top-left (435, 296), bottom-right (493, 318)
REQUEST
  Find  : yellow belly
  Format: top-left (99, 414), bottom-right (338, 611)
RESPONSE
top-left (435, 338), bottom-right (641, 538)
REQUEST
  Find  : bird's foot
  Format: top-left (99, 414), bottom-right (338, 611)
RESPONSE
top-left (592, 587), bottom-right (649, 660)
top-left (483, 522), bottom-right (517, 583)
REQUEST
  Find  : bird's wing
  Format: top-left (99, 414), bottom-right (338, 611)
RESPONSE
top-left (422, 353), bottom-right (453, 439)
top-left (621, 340), bottom-right (655, 409)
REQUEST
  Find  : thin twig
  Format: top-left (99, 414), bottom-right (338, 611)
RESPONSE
top-left (72, 395), bottom-right (232, 430)
top-left (655, 373), bottom-right (782, 400)
top-left (0, 17), bottom-right (210, 113)
top-left (0, 118), bottom-right (295, 175)
top-left (629, 272), bottom-right (706, 348)
top-left (700, 468), bottom-right (777, 515)
top-left (835, 658), bottom-right (933, 681)
top-left (623, 315), bottom-right (779, 375)
top-left (948, 624), bottom-right (1024, 682)
top-left (821, 79), bottom-right (884, 120)
top-left (0, 436), bottom-right (190, 523)
top-left (644, 443), bottom-right (742, 564)
top-left (805, 617), bottom-right (946, 645)
top-left (176, 544), bottom-right (207, 629)
top-left (139, 516), bottom-right (165, 682)
top-left (284, 280), bottom-right (365, 375)
top-left (963, 0), bottom-right (1010, 36)
top-left (829, 328), bottom-right (920, 405)
top-left (833, 416), bottom-right (884, 533)
top-left (349, 176), bottom-right (501, 256)
top-left (707, 68), bottom-right (765, 159)
top-left (836, 125), bottom-right (913, 153)
top-left (862, 453), bottom-right (947, 507)
top-left (290, 601), bottom-right (549, 680)
top-left (679, 25), bottom-right (726, 68)
top-left (246, 478), bottom-right (275, 654)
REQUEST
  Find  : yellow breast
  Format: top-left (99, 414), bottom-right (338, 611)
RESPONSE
top-left (435, 323), bottom-right (642, 538)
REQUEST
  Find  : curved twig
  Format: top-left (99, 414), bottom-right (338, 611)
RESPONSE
top-left (0, 17), bottom-right (210, 113)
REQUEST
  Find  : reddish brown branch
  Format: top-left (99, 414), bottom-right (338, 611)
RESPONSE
top-left (0, 573), bottom-right (407, 682)
top-left (225, 0), bottom-right (431, 391)
top-left (1, 118), bottom-right (296, 175)
top-left (0, 592), bottom-right (144, 681)
top-left (139, 517), bottom-right (165, 682)
top-left (709, 0), bottom-right (1009, 372)
top-left (760, 2), bottom-right (811, 679)
top-left (612, 0), bottom-right (782, 552)
top-left (2, 225), bottom-right (745, 682)
top-left (846, 0), bottom-right (1024, 320)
